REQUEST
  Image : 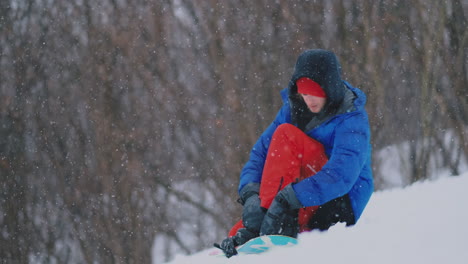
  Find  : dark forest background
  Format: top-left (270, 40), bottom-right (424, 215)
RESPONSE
top-left (1, 0), bottom-right (466, 263)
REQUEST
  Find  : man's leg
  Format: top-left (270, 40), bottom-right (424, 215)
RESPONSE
top-left (228, 220), bottom-right (244, 237)
top-left (308, 194), bottom-right (356, 231)
top-left (259, 123), bottom-right (328, 231)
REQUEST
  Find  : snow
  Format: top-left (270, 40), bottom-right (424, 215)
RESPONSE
top-left (166, 171), bottom-right (468, 264)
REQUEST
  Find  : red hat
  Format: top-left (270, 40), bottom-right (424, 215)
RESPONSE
top-left (296, 77), bottom-right (326, 98)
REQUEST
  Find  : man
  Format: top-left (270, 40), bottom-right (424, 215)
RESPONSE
top-left (215, 49), bottom-right (373, 258)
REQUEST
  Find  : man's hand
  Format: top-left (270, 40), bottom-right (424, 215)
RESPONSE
top-left (239, 183), bottom-right (265, 232)
top-left (242, 194), bottom-right (266, 232)
top-left (214, 228), bottom-right (258, 258)
top-left (260, 184), bottom-right (302, 237)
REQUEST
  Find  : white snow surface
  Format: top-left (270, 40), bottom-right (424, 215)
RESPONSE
top-left (167, 171), bottom-right (468, 264)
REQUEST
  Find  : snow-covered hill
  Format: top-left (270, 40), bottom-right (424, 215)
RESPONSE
top-left (167, 171), bottom-right (468, 264)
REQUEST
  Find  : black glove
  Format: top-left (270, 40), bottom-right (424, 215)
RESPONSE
top-left (260, 184), bottom-right (303, 238)
top-left (214, 228), bottom-right (258, 258)
top-left (239, 183), bottom-right (265, 232)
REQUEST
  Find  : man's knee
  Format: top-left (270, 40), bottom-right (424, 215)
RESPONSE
top-left (274, 123), bottom-right (301, 136)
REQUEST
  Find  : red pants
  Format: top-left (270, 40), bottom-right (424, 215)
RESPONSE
top-left (229, 123), bottom-right (328, 236)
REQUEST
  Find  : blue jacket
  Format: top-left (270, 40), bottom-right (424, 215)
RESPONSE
top-left (238, 81), bottom-right (373, 222)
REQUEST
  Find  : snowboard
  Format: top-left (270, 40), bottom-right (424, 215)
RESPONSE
top-left (209, 235), bottom-right (298, 257)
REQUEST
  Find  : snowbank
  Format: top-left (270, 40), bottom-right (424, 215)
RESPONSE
top-left (167, 171), bottom-right (468, 264)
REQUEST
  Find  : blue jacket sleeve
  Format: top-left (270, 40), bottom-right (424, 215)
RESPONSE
top-left (238, 104), bottom-right (290, 193)
top-left (293, 112), bottom-right (371, 206)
